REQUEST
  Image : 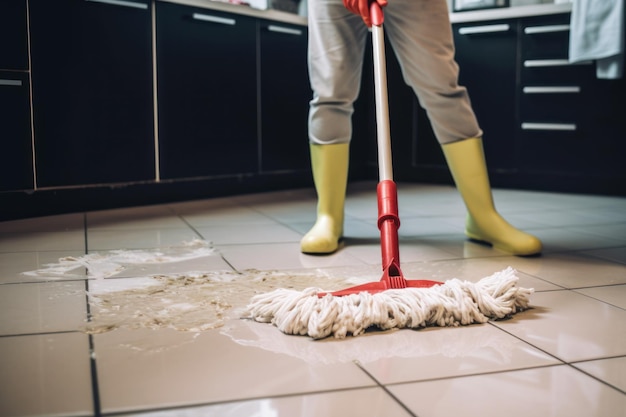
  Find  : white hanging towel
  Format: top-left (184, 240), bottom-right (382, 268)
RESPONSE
top-left (569, 0), bottom-right (625, 79)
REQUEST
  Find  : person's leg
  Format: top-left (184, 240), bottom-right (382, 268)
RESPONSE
top-left (302, 0), bottom-right (368, 254)
top-left (384, 0), bottom-right (542, 255)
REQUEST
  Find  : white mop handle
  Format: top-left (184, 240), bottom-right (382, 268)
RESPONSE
top-left (372, 24), bottom-right (393, 182)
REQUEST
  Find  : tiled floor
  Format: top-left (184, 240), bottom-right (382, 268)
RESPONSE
top-left (1, 181), bottom-right (625, 417)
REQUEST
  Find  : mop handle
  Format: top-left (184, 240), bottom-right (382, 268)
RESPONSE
top-left (371, 2), bottom-right (393, 182)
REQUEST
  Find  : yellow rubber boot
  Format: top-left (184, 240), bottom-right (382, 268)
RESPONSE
top-left (300, 143), bottom-right (350, 254)
top-left (442, 138), bottom-right (542, 256)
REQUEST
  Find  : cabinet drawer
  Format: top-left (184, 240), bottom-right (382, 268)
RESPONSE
top-left (521, 60), bottom-right (596, 84)
top-left (521, 14), bottom-right (571, 60)
top-left (519, 84), bottom-right (584, 121)
top-left (518, 128), bottom-right (587, 173)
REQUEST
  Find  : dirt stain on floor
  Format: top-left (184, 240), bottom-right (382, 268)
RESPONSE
top-left (84, 269), bottom-right (360, 334)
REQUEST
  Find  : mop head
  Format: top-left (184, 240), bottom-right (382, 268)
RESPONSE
top-left (246, 267), bottom-right (533, 339)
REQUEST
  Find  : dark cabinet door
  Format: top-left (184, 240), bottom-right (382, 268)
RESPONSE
top-left (452, 20), bottom-right (518, 172)
top-left (0, 0), bottom-right (28, 71)
top-left (258, 20), bottom-right (310, 173)
top-left (0, 0), bottom-right (32, 192)
top-left (29, 0), bottom-right (155, 188)
top-left (0, 72), bottom-right (33, 191)
top-left (518, 13), bottom-right (626, 189)
top-left (156, 2), bottom-right (258, 179)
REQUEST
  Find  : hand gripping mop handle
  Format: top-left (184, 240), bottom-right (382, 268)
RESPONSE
top-left (320, 4), bottom-right (441, 297)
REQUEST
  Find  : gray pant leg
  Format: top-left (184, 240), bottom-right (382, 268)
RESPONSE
top-left (384, 0), bottom-right (482, 144)
top-left (308, 0), bottom-right (369, 145)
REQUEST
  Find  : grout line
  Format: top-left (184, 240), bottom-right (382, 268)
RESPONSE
top-left (0, 329), bottom-right (80, 339)
top-left (83, 213), bottom-right (90, 254)
top-left (353, 360), bottom-right (419, 417)
top-left (487, 321), bottom-right (626, 395)
top-left (98, 386), bottom-right (381, 417)
top-left (175, 212), bottom-right (241, 273)
top-left (88, 332), bottom-right (103, 417)
top-left (569, 356), bottom-right (626, 396)
top-left (82, 231), bottom-right (102, 417)
top-left (86, 290), bottom-right (103, 417)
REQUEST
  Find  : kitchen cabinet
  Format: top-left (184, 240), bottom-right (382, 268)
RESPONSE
top-left (0, 72), bottom-right (33, 192)
top-left (518, 13), bottom-right (626, 192)
top-left (405, 12), bottom-right (625, 194)
top-left (29, 0), bottom-right (155, 188)
top-left (156, 1), bottom-right (258, 179)
top-left (0, 0), bottom-right (28, 71)
top-left (258, 20), bottom-right (311, 172)
top-left (0, 0), bottom-right (32, 192)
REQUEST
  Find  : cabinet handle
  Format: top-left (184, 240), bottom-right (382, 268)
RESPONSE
top-left (523, 86), bottom-right (581, 94)
top-left (522, 122), bottom-right (577, 131)
top-left (524, 24), bottom-right (570, 35)
top-left (267, 25), bottom-right (303, 36)
top-left (458, 24), bottom-right (510, 35)
top-left (84, 0), bottom-right (148, 9)
top-left (192, 13), bottom-right (236, 26)
top-left (524, 59), bottom-right (593, 67)
top-left (0, 79), bottom-right (23, 87)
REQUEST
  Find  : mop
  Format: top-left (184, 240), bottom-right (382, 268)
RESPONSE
top-left (246, 4), bottom-right (533, 339)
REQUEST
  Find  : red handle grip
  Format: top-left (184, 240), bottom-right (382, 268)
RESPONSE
top-left (370, 1), bottom-right (384, 26)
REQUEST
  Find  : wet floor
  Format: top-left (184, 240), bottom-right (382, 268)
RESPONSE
top-left (1, 181), bottom-right (625, 416)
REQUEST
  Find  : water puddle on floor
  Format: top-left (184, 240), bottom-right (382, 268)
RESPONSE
top-left (21, 239), bottom-right (363, 335)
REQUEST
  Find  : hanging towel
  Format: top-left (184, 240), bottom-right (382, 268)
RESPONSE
top-left (569, 0), bottom-right (625, 79)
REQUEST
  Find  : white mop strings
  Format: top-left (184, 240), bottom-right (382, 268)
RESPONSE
top-left (245, 267), bottom-right (533, 339)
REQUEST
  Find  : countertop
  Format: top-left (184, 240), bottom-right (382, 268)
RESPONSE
top-left (159, 0), bottom-right (308, 26)
top-left (449, 2), bottom-right (572, 23)
top-left (159, 0), bottom-right (572, 27)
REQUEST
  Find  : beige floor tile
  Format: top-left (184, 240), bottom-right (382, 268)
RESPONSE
top-left (574, 356), bottom-right (626, 393)
top-left (492, 290), bottom-right (626, 362)
top-left (389, 365), bottom-right (626, 417)
top-left (0, 281), bottom-right (87, 336)
top-left (87, 205), bottom-right (187, 230)
top-left (571, 224), bottom-right (626, 245)
top-left (218, 242), bottom-right (367, 271)
top-left (0, 332), bottom-right (93, 417)
top-left (86, 229), bottom-right (201, 251)
top-left (354, 324), bottom-right (559, 384)
top-left (511, 252), bottom-right (626, 288)
top-left (531, 227), bottom-right (624, 253)
top-left (399, 258), bottom-right (563, 292)
top-left (0, 250), bottom-right (87, 284)
top-left (180, 205), bottom-right (276, 227)
top-left (576, 284), bottom-right (626, 309)
top-left (94, 327), bottom-right (375, 414)
top-left (0, 231), bottom-right (86, 253)
top-left (1, 182), bottom-right (625, 417)
top-left (195, 223), bottom-right (302, 245)
top-left (583, 247), bottom-right (626, 265)
top-left (115, 387), bottom-right (413, 417)
top-left (0, 213), bottom-right (85, 233)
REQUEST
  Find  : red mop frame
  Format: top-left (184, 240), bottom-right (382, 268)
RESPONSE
top-left (319, 4), bottom-right (441, 297)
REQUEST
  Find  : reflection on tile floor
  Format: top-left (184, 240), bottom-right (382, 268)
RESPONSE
top-left (1, 182), bottom-right (625, 416)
